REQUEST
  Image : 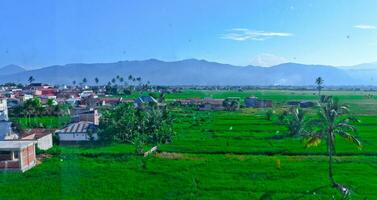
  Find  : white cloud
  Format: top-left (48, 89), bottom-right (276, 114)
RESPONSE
top-left (221, 28), bottom-right (293, 41)
top-left (249, 53), bottom-right (289, 67)
top-left (354, 24), bottom-right (377, 30)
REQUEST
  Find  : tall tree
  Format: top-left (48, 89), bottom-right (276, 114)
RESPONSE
top-left (128, 75), bottom-right (133, 81)
top-left (94, 77), bottom-right (99, 85)
top-left (305, 96), bottom-right (361, 193)
top-left (83, 78), bottom-right (87, 84)
top-left (315, 77), bottom-right (324, 96)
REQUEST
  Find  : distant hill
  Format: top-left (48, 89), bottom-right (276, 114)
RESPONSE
top-left (0, 64), bottom-right (26, 76)
top-left (343, 62), bottom-right (377, 85)
top-left (0, 59), bottom-right (372, 86)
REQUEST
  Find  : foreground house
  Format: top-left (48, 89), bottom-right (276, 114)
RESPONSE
top-left (0, 140), bottom-right (36, 172)
top-left (21, 129), bottom-right (55, 150)
top-left (56, 121), bottom-right (98, 142)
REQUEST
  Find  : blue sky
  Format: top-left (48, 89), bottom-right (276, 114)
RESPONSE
top-left (0, 0), bottom-right (377, 69)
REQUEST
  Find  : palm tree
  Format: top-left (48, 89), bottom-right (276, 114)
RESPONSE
top-left (305, 96), bottom-right (361, 192)
top-left (315, 77), bottom-right (324, 96)
top-left (95, 77), bottom-right (99, 85)
top-left (28, 76), bottom-right (35, 84)
top-left (83, 78), bottom-right (87, 84)
top-left (72, 80), bottom-right (76, 86)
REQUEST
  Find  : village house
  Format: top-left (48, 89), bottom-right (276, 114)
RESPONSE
top-left (21, 129), bottom-right (55, 150)
top-left (72, 108), bottom-right (100, 125)
top-left (56, 121), bottom-right (98, 142)
top-left (0, 140), bottom-right (36, 172)
top-left (34, 86), bottom-right (57, 97)
top-left (199, 98), bottom-right (225, 111)
top-left (97, 97), bottom-right (122, 107)
top-left (287, 100), bottom-right (316, 108)
top-left (175, 98), bottom-right (202, 106)
top-left (134, 96), bottom-right (160, 108)
top-left (7, 98), bottom-right (21, 109)
top-left (244, 97), bottom-right (273, 108)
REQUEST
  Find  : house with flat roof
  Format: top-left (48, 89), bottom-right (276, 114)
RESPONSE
top-left (0, 140), bottom-right (36, 172)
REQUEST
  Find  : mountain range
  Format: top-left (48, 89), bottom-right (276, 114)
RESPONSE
top-left (0, 59), bottom-right (376, 86)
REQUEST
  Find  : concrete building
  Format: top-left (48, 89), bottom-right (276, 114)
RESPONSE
top-left (72, 109), bottom-right (100, 125)
top-left (0, 140), bottom-right (36, 172)
top-left (21, 129), bottom-right (55, 150)
top-left (57, 121), bottom-right (98, 142)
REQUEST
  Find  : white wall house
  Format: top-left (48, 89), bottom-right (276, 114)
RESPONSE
top-left (21, 129), bottom-right (54, 150)
top-left (57, 121), bottom-right (98, 142)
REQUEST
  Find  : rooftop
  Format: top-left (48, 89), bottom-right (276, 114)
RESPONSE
top-left (0, 140), bottom-right (34, 151)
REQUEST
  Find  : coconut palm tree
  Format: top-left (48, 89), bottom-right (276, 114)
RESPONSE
top-left (128, 75), bottom-right (133, 81)
top-left (315, 77), bottom-right (324, 96)
top-left (305, 96), bottom-right (361, 193)
top-left (83, 78), bottom-right (87, 85)
top-left (28, 76), bottom-right (35, 84)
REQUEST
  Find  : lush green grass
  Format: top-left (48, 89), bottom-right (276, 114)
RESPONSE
top-left (108, 89), bottom-right (377, 115)
top-left (15, 115), bottom-right (71, 129)
top-left (0, 149), bottom-right (374, 199)
top-left (1, 89), bottom-right (377, 199)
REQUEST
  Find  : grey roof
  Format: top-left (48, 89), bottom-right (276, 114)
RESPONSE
top-left (59, 121), bottom-right (96, 134)
top-left (0, 121), bottom-right (12, 140)
top-left (134, 96), bottom-right (158, 105)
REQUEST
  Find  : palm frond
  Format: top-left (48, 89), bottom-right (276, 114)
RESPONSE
top-left (338, 131), bottom-right (362, 149)
top-left (305, 136), bottom-right (322, 148)
top-left (335, 123), bottom-right (357, 133)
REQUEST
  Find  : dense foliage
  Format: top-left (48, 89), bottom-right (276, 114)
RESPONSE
top-left (279, 106), bottom-right (307, 136)
top-left (11, 98), bottom-right (68, 117)
top-left (98, 103), bottom-right (175, 148)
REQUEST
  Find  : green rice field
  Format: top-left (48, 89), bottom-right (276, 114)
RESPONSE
top-left (1, 90), bottom-right (377, 200)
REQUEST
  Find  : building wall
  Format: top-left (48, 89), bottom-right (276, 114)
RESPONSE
top-left (74, 112), bottom-right (99, 125)
top-left (58, 133), bottom-right (98, 141)
top-left (20, 145), bottom-right (36, 171)
top-left (37, 134), bottom-right (53, 150)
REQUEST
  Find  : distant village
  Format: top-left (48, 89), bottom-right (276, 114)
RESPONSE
top-left (0, 81), bottom-right (318, 172)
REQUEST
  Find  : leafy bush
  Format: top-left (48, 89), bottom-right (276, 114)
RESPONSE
top-left (98, 103), bottom-right (175, 148)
